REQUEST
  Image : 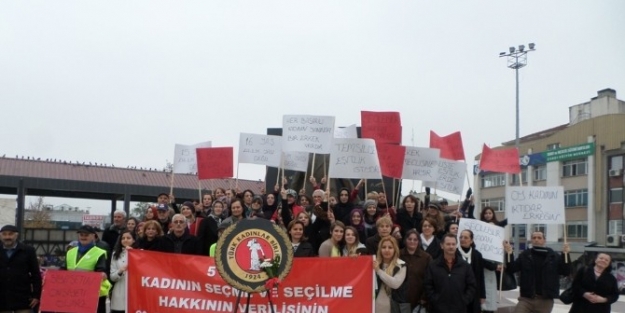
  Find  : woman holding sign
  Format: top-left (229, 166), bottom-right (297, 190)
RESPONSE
top-left (457, 230), bottom-right (492, 313)
top-left (479, 206), bottom-right (506, 313)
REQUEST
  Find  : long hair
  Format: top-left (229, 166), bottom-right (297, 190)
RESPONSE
top-left (480, 207), bottom-right (499, 224)
top-left (376, 236), bottom-right (401, 294)
top-left (113, 230), bottom-right (135, 260)
top-left (428, 209), bottom-right (446, 231)
top-left (344, 226), bottom-right (361, 256)
top-left (287, 220), bottom-right (308, 242)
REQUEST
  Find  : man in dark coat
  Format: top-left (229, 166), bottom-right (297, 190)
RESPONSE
top-left (0, 225), bottom-right (42, 313)
top-left (159, 214), bottom-right (202, 255)
top-left (101, 210), bottom-right (126, 250)
top-left (425, 233), bottom-right (477, 313)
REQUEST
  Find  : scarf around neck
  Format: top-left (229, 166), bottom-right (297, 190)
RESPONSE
top-left (420, 234), bottom-right (434, 250)
top-left (458, 246), bottom-right (472, 264)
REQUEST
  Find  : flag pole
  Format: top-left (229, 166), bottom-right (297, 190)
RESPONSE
top-left (169, 170), bottom-right (176, 196)
top-left (235, 162), bottom-right (240, 190)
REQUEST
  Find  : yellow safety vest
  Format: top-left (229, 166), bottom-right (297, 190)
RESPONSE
top-left (66, 246), bottom-right (112, 297)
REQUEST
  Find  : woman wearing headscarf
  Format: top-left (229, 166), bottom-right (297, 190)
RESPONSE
top-left (400, 229), bottom-right (432, 312)
top-left (348, 209), bottom-right (367, 244)
top-left (363, 200), bottom-right (380, 239)
top-left (333, 188), bottom-right (355, 225)
top-left (197, 200), bottom-right (225, 255)
top-left (457, 229), bottom-right (491, 313)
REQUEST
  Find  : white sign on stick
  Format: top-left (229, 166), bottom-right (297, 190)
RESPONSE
top-left (281, 151), bottom-right (309, 172)
top-left (238, 133), bottom-right (282, 167)
top-left (422, 159), bottom-right (466, 196)
top-left (173, 141), bottom-right (212, 173)
top-left (334, 124), bottom-right (358, 139)
top-left (329, 138), bottom-right (381, 179)
top-left (282, 115), bottom-right (335, 154)
top-left (505, 186), bottom-right (565, 225)
top-left (458, 219), bottom-right (505, 263)
top-left (82, 215), bottom-right (105, 230)
top-left (401, 147), bottom-right (441, 181)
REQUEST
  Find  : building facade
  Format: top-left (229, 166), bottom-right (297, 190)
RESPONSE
top-left (475, 88), bottom-right (625, 247)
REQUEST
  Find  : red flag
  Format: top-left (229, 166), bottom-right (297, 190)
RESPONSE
top-left (376, 143), bottom-right (406, 179)
top-left (196, 147), bottom-right (234, 180)
top-left (479, 144), bottom-right (521, 174)
top-left (361, 111), bottom-right (402, 145)
top-left (429, 131), bottom-right (465, 161)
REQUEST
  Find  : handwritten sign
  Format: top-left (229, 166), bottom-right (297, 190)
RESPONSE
top-left (401, 147), bottom-right (441, 181)
top-left (422, 159), bottom-right (466, 196)
top-left (281, 151), bottom-right (309, 172)
top-left (196, 147), bottom-right (234, 180)
top-left (429, 131), bottom-right (464, 161)
top-left (505, 186), bottom-right (565, 225)
top-left (480, 144), bottom-right (521, 174)
top-left (334, 124), bottom-right (358, 139)
top-left (329, 138), bottom-right (381, 179)
top-left (40, 270), bottom-right (102, 313)
top-left (82, 215), bottom-right (105, 229)
top-left (238, 133), bottom-right (282, 167)
top-left (361, 111), bottom-right (402, 144)
top-left (458, 219), bottom-right (505, 263)
top-left (376, 143), bottom-right (406, 178)
top-left (173, 141), bottom-right (212, 174)
top-left (282, 115), bottom-right (335, 154)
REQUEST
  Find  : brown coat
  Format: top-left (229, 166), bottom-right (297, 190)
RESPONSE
top-left (400, 247), bottom-right (432, 309)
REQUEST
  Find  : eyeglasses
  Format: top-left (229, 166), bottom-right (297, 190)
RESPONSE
top-left (172, 220), bottom-right (186, 224)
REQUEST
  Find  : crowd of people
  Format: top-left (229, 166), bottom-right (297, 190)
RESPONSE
top-left (0, 177), bottom-right (621, 313)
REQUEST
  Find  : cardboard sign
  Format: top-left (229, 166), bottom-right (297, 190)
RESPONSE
top-left (334, 124), bottom-right (358, 139)
top-left (458, 219), bottom-right (505, 263)
top-left (173, 141), bottom-right (212, 174)
top-left (401, 147), bottom-right (441, 181)
top-left (329, 138), bottom-right (381, 179)
top-left (40, 270), bottom-right (102, 313)
top-left (281, 151), bottom-right (309, 172)
top-left (480, 144), bottom-right (521, 174)
top-left (429, 131), bottom-right (465, 161)
top-left (505, 186), bottom-right (565, 225)
top-left (422, 159), bottom-right (466, 196)
top-left (128, 250), bottom-right (373, 313)
top-left (376, 143), bottom-right (406, 178)
top-left (282, 115), bottom-right (335, 154)
top-left (361, 111), bottom-right (402, 145)
top-left (196, 147), bottom-right (234, 180)
top-left (238, 133), bottom-right (282, 167)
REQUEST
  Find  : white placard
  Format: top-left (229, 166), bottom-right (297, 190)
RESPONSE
top-left (238, 133), bottom-right (282, 167)
top-left (82, 214), bottom-right (105, 229)
top-left (334, 124), bottom-right (358, 139)
top-left (173, 141), bottom-right (212, 173)
top-left (282, 115), bottom-right (335, 154)
top-left (281, 151), bottom-right (310, 172)
top-left (505, 186), bottom-right (565, 225)
top-left (458, 219), bottom-right (505, 263)
top-left (401, 147), bottom-right (441, 181)
top-left (329, 138), bottom-right (381, 179)
top-left (422, 159), bottom-right (467, 196)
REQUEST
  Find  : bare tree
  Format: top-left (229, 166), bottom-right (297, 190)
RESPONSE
top-left (164, 160), bottom-right (173, 172)
top-left (131, 202), bottom-right (149, 219)
top-left (24, 196), bottom-right (54, 228)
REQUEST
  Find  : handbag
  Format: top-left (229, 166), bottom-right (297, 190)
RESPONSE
top-left (559, 287), bottom-right (574, 304)
top-left (496, 270), bottom-right (517, 291)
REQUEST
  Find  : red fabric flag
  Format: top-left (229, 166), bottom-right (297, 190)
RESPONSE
top-left (479, 144), bottom-right (521, 174)
top-left (376, 143), bottom-right (406, 179)
top-left (361, 111), bottom-right (402, 145)
top-left (429, 131), bottom-right (465, 161)
top-left (196, 147), bottom-right (234, 180)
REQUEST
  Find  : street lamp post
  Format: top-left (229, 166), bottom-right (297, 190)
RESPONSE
top-left (500, 43), bottom-right (536, 254)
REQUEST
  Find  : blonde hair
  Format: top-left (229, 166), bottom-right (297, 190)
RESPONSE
top-left (376, 216), bottom-right (393, 229)
top-left (376, 237), bottom-right (401, 294)
top-left (367, 191), bottom-right (379, 201)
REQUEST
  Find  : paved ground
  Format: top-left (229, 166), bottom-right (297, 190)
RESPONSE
top-left (498, 289), bottom-right (625, 313)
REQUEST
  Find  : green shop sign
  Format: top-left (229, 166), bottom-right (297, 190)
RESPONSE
top-left (543, 143), bottom-right (595, 163)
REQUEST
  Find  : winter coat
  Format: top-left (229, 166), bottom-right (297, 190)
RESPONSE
top-left (425, 256), bottom-right (477, 313)
top-left (293, 241), bottom-right (316, 257)
top-left (197, 215), bottom-right (221, 255)
top-left (505, 247), bottom-right (570, 299)
top-left (135, 236), bottom-right (162, 251)
top-left (109, 249), bottom-right (129, 311)
top-left (159, 232), bottom-right (202, 255)
top-left (366, 234), bottom-right (398, 256)
top-left (569, 266), bottom-right (619, 313)
top-left (400, 248), bottom-right (432, 310)
top-left (0, 243), bottom-right (42, 311)
top-left (420, 236), bottom-right (442, 260)
top-left (396, 208), bottom-right (423, 237)
top-left (456, 247), bottom-right (493, 313)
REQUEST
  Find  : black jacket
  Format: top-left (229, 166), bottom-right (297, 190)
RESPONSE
top-left (396, 209), bottom-right (423, 237)
top-left (293, 242), bottom-right (316, 257)
top-left (425, 256), bottom-right (477, 313)
top-left (505, 247), bottom-right (570, 299)
top-left (456, 248), bottom-right (493, 313)
top-left (570, 266), bottom-right (619, 313)
top-left (366, 234), bottom-right (398, 256)
top-left (375, 261), bottom-right (408, 304)
top-left (197, 215), bottom-right (221, 256)
top-left (102, 225), bottom-right (124, 252)
top-left (135, 236), bottom-right (163, 251)
top-left (0, 243), bottom-right (42, 311)
top-left (420, 236), bottom-right (442, 260)
top-left (159, 232), bottom-right (202, 255)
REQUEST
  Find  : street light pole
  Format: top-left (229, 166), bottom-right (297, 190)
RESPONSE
top-left (500, 43), bottom-right (535, 254)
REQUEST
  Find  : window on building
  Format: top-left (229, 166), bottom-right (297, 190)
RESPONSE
top-left (533, 165), bottom-right (546, 181)
top-left (562, 159), bottom-right (588, 177)
top-left (609, 220), bottom-right (623, 235)
top-left (512, 169), bottom-right (528, 185)
top-left (532, 224), bottom-right (546, 234)
top-left (481, 174), bottom-right (506, 188)
top-left (610, 188), bottom-right (624, 204)
top-left (567, 222), bottom-right (588, 238)
top-left (547, 143), bottom-right (560, 150)
top-left (564, 189), bottom-right (588, 207)
top-left (611, 155), bottom-right (624, 171)
top-left (512, 224), bottom-right (527, 238)
top-left (481, 198), bottom-right (505, 212)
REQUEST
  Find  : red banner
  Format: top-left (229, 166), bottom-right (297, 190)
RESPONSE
top-left (429, 131), bottom-right (465, 161)
top-left (128, 250), bottom-right (373, 313)
top-left (196, 147), bottom-right (234, 180)
top-left (40, 270), bottom-right (102, 313)
top-left (361, 111), bottom-right (402, 145)
top-left (479, 144), bottom-right (521, 174)
top-left (376, 143), bottom-right (406, 178)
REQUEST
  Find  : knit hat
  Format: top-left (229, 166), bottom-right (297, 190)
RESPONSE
top-left (182, 201), bottom-right (195, 210)
top-left (363, 200), bottom-right (377, 209)
top-left (428, 202), bottom-right (441, 211)
top-left (286, 189), bottom-right (298, 198)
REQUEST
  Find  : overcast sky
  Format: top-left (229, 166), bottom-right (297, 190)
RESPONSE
top-left (1, 1), bottom-right (624, 215)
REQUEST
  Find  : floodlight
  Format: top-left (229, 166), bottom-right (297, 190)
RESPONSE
top-left (528, 43), bottom-right (535, 50)
top-left (509, 47), bottom-right (515, 53)
top-left (519, 45), bottom-right (525, 52)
